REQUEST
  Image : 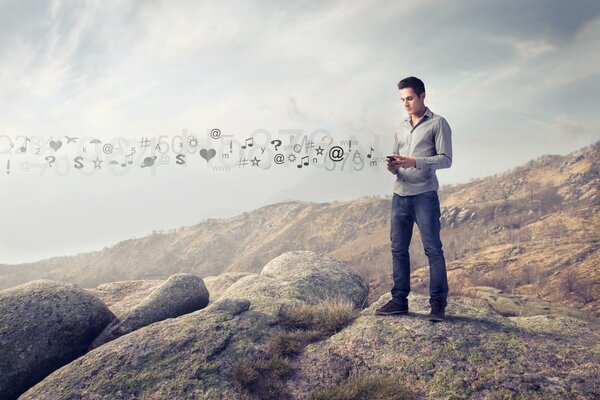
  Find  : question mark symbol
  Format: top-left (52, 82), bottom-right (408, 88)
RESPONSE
top-left (45, 156), bottom-right (56, 167)
top-left (271, 140), bottom-right (282, 151)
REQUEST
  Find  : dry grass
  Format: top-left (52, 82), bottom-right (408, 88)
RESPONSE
top-left (233, 298), bottom-right (362, 399)
top-left (278, 297), bottom-right (360, 335)
top-left (310, 374), bottom-right (416, 400)
top-left (232, 354), bottom-right (292, 399)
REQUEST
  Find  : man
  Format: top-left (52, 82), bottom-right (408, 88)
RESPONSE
top-left (375, 76), bottom-right (452, 322)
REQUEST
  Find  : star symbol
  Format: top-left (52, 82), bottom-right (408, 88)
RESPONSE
top-left (93, 157), bottom-right (103, 169)
top-left (316, 146), bottom-right (324, 155)
top-left (251, 156), bottom-right (260, 166)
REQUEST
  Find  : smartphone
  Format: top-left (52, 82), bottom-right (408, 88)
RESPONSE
top-left (386, 155), bottom-right (397, 162)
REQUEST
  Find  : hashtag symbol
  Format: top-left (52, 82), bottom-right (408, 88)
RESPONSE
top-left (306, 140), bottom-right (315, 151)
top-left (238, 157), bottom-right (248, 168)
top-left (139, 137), bottom-right (151, 150)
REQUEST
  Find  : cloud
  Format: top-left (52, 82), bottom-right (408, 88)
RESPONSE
top-left (1, 0), bottom-right (599, 263)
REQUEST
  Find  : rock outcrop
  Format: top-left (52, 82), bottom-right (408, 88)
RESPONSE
top-left (20, 251), bottom-right (369, 399)
top-left (0, 280), bottom-right (114, 400)
top-left (220, 250), bottom-right (369, 315)
top-left (86, 279), bottom-right (164, 319)
top-left (461, 285), bottom-right (593, 320)
top-left (286, 292), bottom-right (600, 399)
top-left (89, 273), bottom-right (209, 350)
top-left (203, 271), bottom-right (253, 302)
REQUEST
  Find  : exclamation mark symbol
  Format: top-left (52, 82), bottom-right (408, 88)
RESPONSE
top-left (6, 160), bottom-right (10, 174)
top-left (348, 140), bottom-right (352, 153)
top-left (230, 140), bottom-right (233, 153)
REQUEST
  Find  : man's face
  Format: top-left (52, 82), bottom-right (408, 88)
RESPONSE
top-left (399, 87), bottom-right (426, 116)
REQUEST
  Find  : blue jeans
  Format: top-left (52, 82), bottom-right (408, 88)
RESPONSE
top-left (390, 190), bottom-right (448, 307)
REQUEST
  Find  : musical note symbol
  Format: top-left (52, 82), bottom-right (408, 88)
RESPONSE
top-left (297, 155), bottom-right (309, 168)
top-left (241, 137), bottom-right (254, 149)
top-left (20, 137), bottom-right (31, 153)
top-left (367, 147), bottom-right (374, 159)
top-left (121, 150), bottom-right (135, 167)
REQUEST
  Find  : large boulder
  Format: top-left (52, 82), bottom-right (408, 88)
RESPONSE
top-left (19, 251), bottom-right (369, 399)
top-left (0, 280), bottom-right (114, 400)
top-left (286, 292), bottom-right (600, 399)
top-left (204, 272), bottom-right (253, 302)
top-left (220, 250), bottom-right (369, 314)
top-left (89, 273), bottom-right (209, 350)
top-left (86, 279), bottom-right (164, 319)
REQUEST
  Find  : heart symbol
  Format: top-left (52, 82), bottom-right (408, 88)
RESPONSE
top-left (199, 148), bottom-right (216, 162)
top-left (49, 140), bottom-right (63, 152)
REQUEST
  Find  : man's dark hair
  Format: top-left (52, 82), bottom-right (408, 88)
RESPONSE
top-left (397, 76), bottom-right (425, 97)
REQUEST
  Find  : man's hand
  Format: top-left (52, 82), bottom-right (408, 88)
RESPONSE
top-left (397, 155), bottom-right (417, 168)
top-left (387, 154), bottom-right (400, 174)
top-left (387, 154), bottom-right (417, 174)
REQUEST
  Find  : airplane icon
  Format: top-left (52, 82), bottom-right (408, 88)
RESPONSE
top-left (65, 136), bottom-right (79, 144)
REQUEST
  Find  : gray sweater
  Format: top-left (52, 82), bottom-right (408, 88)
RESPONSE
top-left (391, 107), bottom-right (453, 196)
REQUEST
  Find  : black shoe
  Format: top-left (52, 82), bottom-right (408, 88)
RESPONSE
top-left (428, 302), bottom-right (445, 322)
top-left (375, 299), bottom-right (408, 315)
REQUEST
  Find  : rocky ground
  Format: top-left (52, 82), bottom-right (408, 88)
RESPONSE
top-left (1, 251), bottom-right (598, 399)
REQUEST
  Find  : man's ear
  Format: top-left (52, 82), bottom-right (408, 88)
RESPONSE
top-left (420, 92), bottom-right (426, 101)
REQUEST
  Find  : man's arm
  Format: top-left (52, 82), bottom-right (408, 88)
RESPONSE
top-left (414, 117), bottom-right (453, 170)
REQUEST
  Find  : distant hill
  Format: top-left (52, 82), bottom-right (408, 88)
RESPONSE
top-left (1, 141), bottom-right (598, 316)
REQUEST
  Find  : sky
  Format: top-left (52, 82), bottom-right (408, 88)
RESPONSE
top-left (1, 0), bottom-right (599, 264)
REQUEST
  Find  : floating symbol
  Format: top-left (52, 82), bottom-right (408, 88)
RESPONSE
top-left (109, 151), bottom-right (134, 167)
top-left (141, 156), bottom-right (157, 168)
top-left (288, 153), bottom-right (297, 162)
top-left (238, 157), bottom-right (248, 168)
top-left (93, 157), bottom-right (103, 169)
top-left (367, 147), bottom-right (374, 158)
top-left (271, 140), bottom-right (282, 151)
top-left (139, 137), bottom-right (151, 149)
top-left (74, 156), bottom-right (84, 169)
top-left (251, 156), bottom-right (260, 167)
top-left (20, 137), bottom-right (31, 152)
top-left (65, 135), bottom-right (79, 144)
top-left (328, 146), bottom-right (345, 162)
top-left (159, 154), bottom-right (169, 165)
top-left (200, 148), bottom-right (216, 162)
top-left (241, 137), bottom-right (254, 149)
top-left (316, 146), bottom-right (324, 155)
top-left (210, 128), bottom-right (221, 139)
top-left (49, 140), bottom-right (63, 152)
top-left (89, 139), bottom-right (102, 144)
top-left (188, 136), bottom-right (199, 148)
top-left (229, 140), bottom-right (233, 153)
top-left (124, 150), bottom-right (135, 165)
top-left (176, 154), bottom-right (186, 165)
top-left (6, 160), bottom-right (9, 174)
top-left (103, 143), bottom-right (113, 154)
top-left (297, 155), bottom-right (309, 168)
top-left (45, 156), bottom-right (56, 167)
top-left (274, 153), bottom-right (285, 164)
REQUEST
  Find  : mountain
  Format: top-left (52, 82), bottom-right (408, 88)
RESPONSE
top-left (1, 141), bottom-right (598, 317)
